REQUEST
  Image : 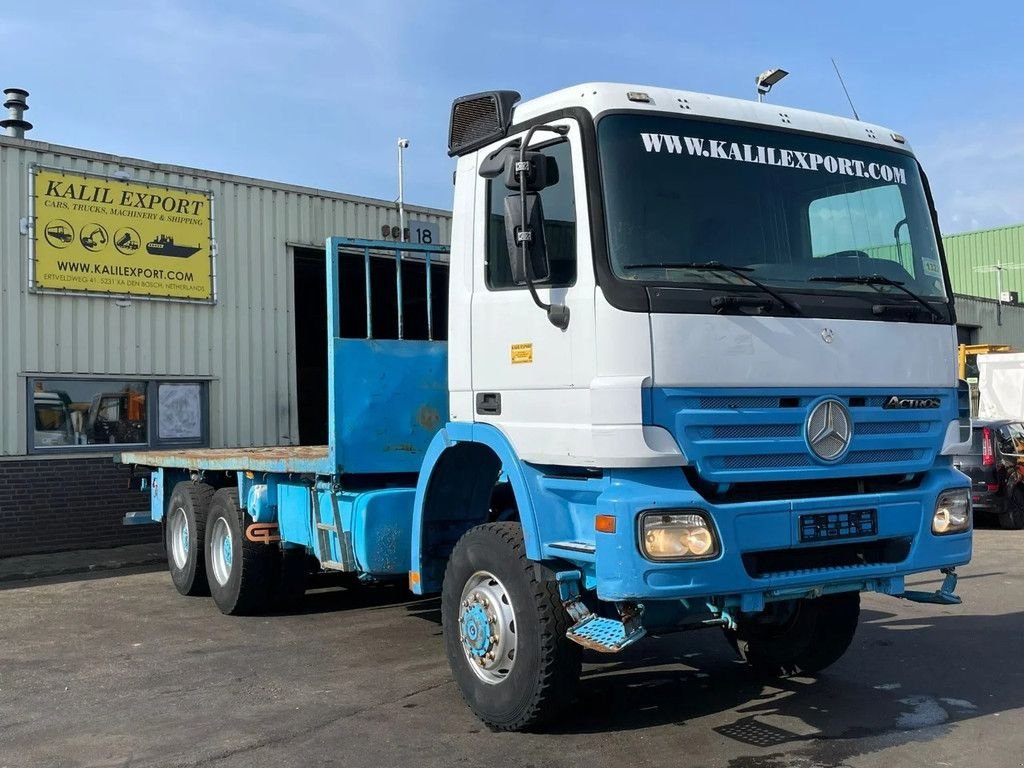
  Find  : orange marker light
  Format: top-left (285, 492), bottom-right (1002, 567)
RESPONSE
top-left (595, 515), bottom-right (617, 534)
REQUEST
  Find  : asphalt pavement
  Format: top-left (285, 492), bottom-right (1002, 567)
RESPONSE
top-left (1, 527), bottom-right (1022, 768)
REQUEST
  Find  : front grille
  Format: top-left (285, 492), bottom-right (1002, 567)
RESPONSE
top-left (857, 421), bottom-right (929, 435)
top-left (719, 454), bottom-right (811, 470)
top-left (697, 424), bottom-right (801, 440)
top-left (693, 395), bottom-right (782, 410)
top-left (716, 448), bottom-right (923, 471)
top-left (742, 537), bottom-right (912, 578)
top-left (846, 449), bottom-right (921, 464)
top-left (654, 388), bottom-right (949, 482)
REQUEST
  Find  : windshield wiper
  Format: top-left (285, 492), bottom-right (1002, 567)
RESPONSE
top-left (624, 260), bottom-right (803, 315)
top-left (808, 274), bottom-right (943, 321)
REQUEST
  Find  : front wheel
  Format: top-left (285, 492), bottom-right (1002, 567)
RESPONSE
top-left (726, 591), bottom-right (860, 676)
top-left (441, 523), bottom-right (581, 732)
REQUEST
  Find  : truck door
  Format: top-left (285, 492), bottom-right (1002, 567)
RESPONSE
top-left (469, 121), bottom-right (596, 464)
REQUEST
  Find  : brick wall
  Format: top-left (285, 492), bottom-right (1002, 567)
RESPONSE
top-left (0, 457), bottom-right (159, 558)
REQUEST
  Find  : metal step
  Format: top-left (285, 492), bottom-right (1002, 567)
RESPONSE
top-left (319, 559), bottom-right (349, 572)
top-left (902, 567), bottom-right (961, 605)
top-left (316, 522), bottom-right (340, 533)
top-left (563, 598), bottom-right (646, 653)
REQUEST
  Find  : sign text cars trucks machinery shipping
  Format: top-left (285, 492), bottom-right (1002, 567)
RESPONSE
top-left (121, 83), bottom-right (973, 731)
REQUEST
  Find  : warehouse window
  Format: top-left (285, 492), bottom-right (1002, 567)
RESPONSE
top-left (27, 378), bottom-right (208, 452)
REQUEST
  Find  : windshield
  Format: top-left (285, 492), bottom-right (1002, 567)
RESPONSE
top-left (597, 114), bottom-right (948, 312)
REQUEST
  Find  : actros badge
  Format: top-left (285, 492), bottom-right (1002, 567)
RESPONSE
top-left (883, 395), bottom-right (941, 409)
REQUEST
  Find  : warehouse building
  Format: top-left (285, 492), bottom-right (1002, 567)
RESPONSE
top-left (944, 223), bottom-right (1024, 349)
top-left (0, 92), bottom-right (450, 557)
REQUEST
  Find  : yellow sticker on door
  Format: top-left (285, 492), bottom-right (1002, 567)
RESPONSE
top-left (511, 343), bottom-right (533, 364)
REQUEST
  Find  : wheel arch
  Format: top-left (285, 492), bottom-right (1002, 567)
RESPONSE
top-left (410, 422), bottom-right (542, 594)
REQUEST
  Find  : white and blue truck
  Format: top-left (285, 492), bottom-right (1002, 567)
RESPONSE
top-left (122, 83), bottom-right (973, 732)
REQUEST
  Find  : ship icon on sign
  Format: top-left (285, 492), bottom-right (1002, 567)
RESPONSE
top-left (146, 234), bottom-right (201, 258)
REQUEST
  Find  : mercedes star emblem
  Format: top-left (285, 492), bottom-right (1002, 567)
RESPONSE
top-left (806, 399), bottom-right (852, 461)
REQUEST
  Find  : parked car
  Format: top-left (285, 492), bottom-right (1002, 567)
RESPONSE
top-left (33, 391), bottom-right (73, 447)
top-left (954, 419), bottom-right (1024, 529)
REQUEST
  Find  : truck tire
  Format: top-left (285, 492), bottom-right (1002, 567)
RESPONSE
top-left (205, 488), bottom-right (276, 616)
top-left (998, 489), bottom-right (1024, 530)
top-left (726, 591), bottom-right (860, 676)
top-left (165, 481), bottom-right (215, 596)
top-left (441, 522), bottom-right (581, 732)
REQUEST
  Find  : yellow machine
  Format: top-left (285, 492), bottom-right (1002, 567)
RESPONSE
top-left (959, 344), bottom-right (1015, 416)
top-left (958, 344), bottom-right (1014, 380)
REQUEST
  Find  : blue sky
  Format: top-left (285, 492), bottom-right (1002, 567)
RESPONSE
top-left (3, 1), bottom-right (1022, 234)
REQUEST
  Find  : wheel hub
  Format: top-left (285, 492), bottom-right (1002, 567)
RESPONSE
top-left (461, 601), bottom-right (495, 659)
top-left (457, 571), bottom-right (517, 685)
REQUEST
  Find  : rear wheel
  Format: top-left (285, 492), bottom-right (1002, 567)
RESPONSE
top-left (165, 481), bottom-right (214, 596)
top-left (205, 488), bottom-right (277, 615)
top-left (441, 523), bottom-right (581, 732)
top-left (999, 489), bottom-right (1024, 530)
top-left (726, 591), bottom-right (860, 676)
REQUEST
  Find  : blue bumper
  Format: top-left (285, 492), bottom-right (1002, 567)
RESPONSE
top-left (584, 465), bottom-right (970, 607)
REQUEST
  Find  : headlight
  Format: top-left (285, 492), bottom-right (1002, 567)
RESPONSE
top-left (640, 511), bottom-right (719, 561)
top-left (932, 489), bottom-right (971, 535)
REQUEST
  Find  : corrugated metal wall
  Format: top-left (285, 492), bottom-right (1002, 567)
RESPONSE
top-left (943, 224), bottom-right (1024, 300)
top-left (954, 295), bottom-right (1024, 349)
top-left (0, 137), bottom-right (451, 456)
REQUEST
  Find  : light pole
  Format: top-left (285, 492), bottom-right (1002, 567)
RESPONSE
top-left (756, 68), bottom-right (789, 103)
top-left (397, 138), bottom-right (410, 241)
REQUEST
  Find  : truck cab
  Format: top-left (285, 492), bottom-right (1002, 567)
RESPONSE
top-left (425, 83), bottom-right (971, 727)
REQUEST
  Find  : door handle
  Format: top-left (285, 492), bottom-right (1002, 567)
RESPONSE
top-left (476, 392), bottom-right (501, 415)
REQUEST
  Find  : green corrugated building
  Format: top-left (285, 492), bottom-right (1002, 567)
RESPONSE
top-left (943, 223), bottom-right (1024, 300)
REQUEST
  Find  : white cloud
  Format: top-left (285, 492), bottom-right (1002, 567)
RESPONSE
top-left (915, 122), bottom-right (1024, 235)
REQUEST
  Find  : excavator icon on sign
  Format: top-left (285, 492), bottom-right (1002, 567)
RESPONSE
top-left (80, 223), bottom-right (108, 252)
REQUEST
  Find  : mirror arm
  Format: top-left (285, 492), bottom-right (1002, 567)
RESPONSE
top-left (893, 217), bottom-right (908, 265)
top-left (518, 124), bottom-right (571, 330)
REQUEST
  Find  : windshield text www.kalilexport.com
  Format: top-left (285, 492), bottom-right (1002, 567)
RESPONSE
top-left (640, 133), bottom-right (908, 185)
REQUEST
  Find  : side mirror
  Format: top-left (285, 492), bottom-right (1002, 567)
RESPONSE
top-left (503, 151), bottom-right (559, 191)
top-left (503, 192), bottom-right (550, 285)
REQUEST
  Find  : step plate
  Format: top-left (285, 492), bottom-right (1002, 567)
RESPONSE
top-left (567, 615), bottom-right (647, 653)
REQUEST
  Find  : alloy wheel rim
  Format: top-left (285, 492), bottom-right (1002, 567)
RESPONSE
top-left (169, 507), bottom-right (189, 570)
top-left (458, 570), bottom-right (517, 684)
top-left (209, 517), bottom-right (233, 586)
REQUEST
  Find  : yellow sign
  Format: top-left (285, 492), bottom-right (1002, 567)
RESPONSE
top-left (511, 343), bottom-right (533, 364)
top-left (31, 167), bottom-right (214, 302)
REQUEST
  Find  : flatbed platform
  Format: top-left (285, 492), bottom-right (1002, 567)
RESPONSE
top-left (118, 445), bottom-right (331, 475)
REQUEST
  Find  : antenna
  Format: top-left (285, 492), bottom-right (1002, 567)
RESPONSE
top-left (831, 58), bottom-right (860, 121)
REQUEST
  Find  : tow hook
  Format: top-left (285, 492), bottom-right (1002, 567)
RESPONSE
top-left (901, 567), bottom-right (961, 605)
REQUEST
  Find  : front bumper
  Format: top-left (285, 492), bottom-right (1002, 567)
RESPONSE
top-left (588, 465), bottom-right (971, 606)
